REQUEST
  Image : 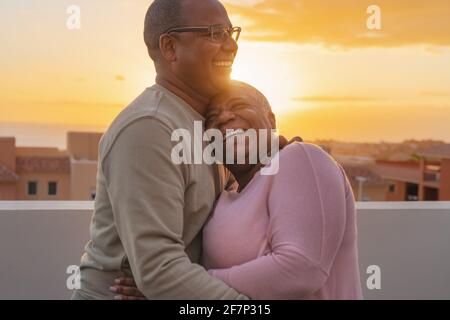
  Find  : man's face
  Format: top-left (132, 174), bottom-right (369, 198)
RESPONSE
top-left (172, 0), bottom-right (238, 98)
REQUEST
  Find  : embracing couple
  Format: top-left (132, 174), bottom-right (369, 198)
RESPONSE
top-left (72, 0), bottom-right (362, 300)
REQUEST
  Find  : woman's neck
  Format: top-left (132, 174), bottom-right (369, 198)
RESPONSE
top-left (227, 163), bottom-right (264, 193)
top-left (156, 74), bottom-right (210, 117)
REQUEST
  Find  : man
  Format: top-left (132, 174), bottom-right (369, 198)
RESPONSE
top-left (72, 0), bottom-right (248, 299)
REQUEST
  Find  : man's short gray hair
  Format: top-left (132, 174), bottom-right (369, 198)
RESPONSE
top-left (144, 0), bottom-right (185, 53)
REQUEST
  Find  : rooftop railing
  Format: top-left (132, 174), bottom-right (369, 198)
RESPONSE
top-left (0, 201), bottom-right (449, 300)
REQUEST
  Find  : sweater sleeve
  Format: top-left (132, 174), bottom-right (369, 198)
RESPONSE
top-left (104, 117), bottom-right (248, 300)
top-left (208, 143), bottom-right (348, 299)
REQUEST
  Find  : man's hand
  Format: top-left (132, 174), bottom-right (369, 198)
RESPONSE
top-left (110, 277), bottom-right (146, 300)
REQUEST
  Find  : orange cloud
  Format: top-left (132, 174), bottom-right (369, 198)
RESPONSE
top-left (420, 91), bottom-right (450, 97)
top-left (293, 96), bottom-right (378, 103)
top-left (226, 0), bottom-right (450, 47)
top-left (277, 104), bottom-right (450, 143)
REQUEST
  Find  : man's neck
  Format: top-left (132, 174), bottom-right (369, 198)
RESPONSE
top-left (156, 74), bottom-right (210, 117)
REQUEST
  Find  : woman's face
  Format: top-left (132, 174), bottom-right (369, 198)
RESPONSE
top-left (206, 86), bottom-right (276, 165)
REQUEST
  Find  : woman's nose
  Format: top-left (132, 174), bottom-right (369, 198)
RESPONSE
top-left (217, 110), bottom-right (236, 124)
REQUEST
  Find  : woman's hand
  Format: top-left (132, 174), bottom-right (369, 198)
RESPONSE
top-left (278, 135), bottom-right (303, 150)
top-left (110, 277), bottom-right (146, 300)
top-left (279, 135), bottom-right (303, 150)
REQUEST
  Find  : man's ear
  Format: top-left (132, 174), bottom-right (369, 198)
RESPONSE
top-left (268, 112), bottom-right (276, 129)
top-left (159, 34), bottom-right (177, 63)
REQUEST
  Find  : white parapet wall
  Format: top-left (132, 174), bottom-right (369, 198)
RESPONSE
top-left (0, 201), bottom-right (450, 300)
top-left (357, 202), bottom-right (450, 300)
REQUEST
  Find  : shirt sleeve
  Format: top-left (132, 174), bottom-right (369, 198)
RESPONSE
top-left (103, 117), bottom-right (248, 300)
top-left (208, 143), bottom-right (348, 299)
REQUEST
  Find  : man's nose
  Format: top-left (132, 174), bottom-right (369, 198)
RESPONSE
top-left (222, 36), bottom-right (238, 55)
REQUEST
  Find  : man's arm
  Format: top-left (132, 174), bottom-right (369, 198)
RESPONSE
top-left (103, 117), bottom-right (248, 300)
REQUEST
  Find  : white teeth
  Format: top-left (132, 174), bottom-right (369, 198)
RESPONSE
top-left (224, 129), bottom-right (245, 141)
top-left (213, 61), bottom-right (233, 67)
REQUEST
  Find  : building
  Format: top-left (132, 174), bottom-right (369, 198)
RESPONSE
top-left (67, 132), bottom-right (102, 200)
top-left (342, 164), bottom-right (387, 201)
top-left (417, 144), bottom-right (450, 200)
top-left (0, 132), bottom-right (102, 200)
top-left (375, 144), bottom-right (450, 201)
top-left (333, 155), bottom-right (387, 202)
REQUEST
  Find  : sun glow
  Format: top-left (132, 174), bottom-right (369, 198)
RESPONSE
top-left (231, 41), bottom-right (305, 116)
top-left (1, 1), bottom-right (450, 144)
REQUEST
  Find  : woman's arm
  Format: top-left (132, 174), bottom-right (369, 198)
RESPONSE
top-left (208, 143), bottom-right (349, 300)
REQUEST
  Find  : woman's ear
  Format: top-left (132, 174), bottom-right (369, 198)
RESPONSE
top-left (159, 34), bottom-right (177, 63)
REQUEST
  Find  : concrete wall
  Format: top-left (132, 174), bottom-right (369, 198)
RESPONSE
top-left (67, 132), bottom-right (102, 161)
top-left (385, 181), bottom-right (406, 201)
top-left (0, 201), bottom-right (449, 300)
top-left (0, 137), bottom-right (16, 171)
top-left (357, 202), bottom-right (450, 299)
top-left (70, 161), bottom-right (98, 200)
top-left (440, 159), bottom-right (450, 200)
top-left (0, 202), bottom-right (93, 300)
top-left (0, 183), bottom-right (16, 200)
top-left (361, 185), bottom-right (386, 202)
top-left (348, 181), bottom-right (386, 201)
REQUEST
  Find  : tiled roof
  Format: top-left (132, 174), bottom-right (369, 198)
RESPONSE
top-left (0, 164), bottom-right (19, 182)
top-left (16, 156), bottom-right (70, 174)
top-left (417, 144), bottom-right (450, 160)
top-left (373, 162), bottom-right (420, 184)
top-left (16, 147), bottom-right (69, 157)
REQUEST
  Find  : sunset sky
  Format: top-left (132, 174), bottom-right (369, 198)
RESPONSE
top-left (1, 0), bottom-right (450, 146)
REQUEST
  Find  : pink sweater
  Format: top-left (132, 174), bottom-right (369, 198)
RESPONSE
top-left (202, 143), bottom-right (363, 300)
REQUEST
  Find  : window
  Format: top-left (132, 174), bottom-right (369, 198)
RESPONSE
top-left (28, 181), bottom-right (38, 196)
top-left (405, 183), bottom-right (419, 201)
top-left (48, 182), bottom-right (58, 196)
top-left (388, 184), bottom-right (396, 193)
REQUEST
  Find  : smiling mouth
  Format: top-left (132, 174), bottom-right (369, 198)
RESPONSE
top-left (212, 60), bottom-right (233, 68)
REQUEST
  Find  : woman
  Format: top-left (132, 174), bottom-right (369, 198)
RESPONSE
top-left (111, 81), bottom-right (363, 300)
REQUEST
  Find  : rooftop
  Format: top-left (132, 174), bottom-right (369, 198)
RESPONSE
top-left (16, 147), bottom-right (68, 157)
top-left (0, 164), bottom-right (19, 182)
top-left (417, 144), bottom-right (450, 160)
top-left (374, 161), bottom-right (420, 184)
top-left (16, 156), bottom-right (71, 174)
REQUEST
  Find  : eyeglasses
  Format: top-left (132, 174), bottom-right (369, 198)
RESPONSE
top-left (165, 24), bottom-right (241, 43)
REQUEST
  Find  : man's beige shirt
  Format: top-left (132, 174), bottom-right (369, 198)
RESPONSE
top-left (75, 84), bottom-right (247, 299)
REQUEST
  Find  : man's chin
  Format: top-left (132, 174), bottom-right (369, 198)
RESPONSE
top-left (210, 75), bottom-right (232, 92)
